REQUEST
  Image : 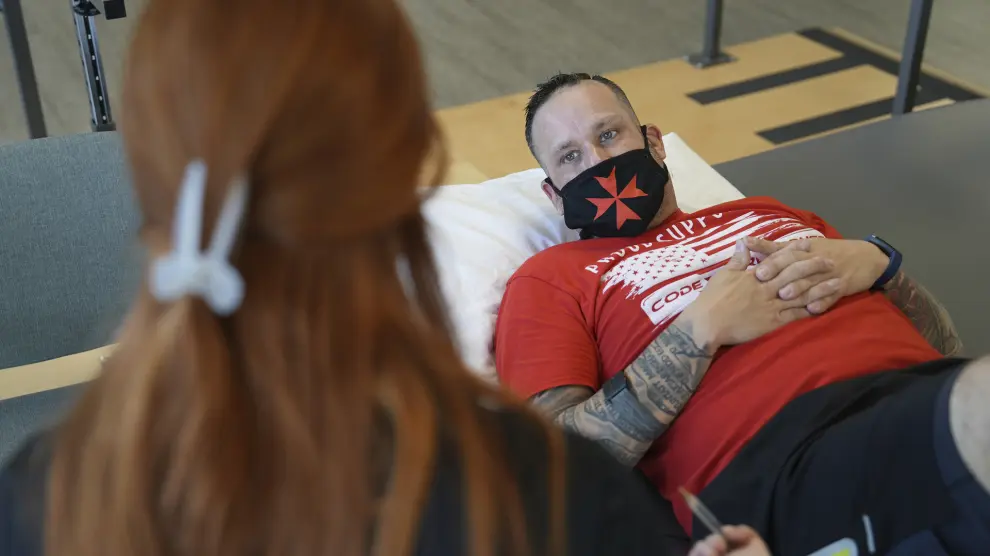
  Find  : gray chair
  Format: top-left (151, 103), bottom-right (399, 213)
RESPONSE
top-left (0, 131), bottom-right (140, 462)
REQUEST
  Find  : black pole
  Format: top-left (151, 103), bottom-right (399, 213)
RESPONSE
top-left (72, 0), bottom-right (116, 132)
top-left (892, 0), bottom-right (935, 116)
top-left (687, 0), bottom-right (735, 69)
top-left (3, 0), bottom-right (48, 138)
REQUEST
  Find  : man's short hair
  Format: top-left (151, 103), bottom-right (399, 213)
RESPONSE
top-left (523, 72), bottom-right (636, 159)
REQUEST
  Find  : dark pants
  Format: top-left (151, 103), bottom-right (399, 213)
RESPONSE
top-left (699, 359), bottom-right (990, 556)
top-left (890, 368), bottom-right (990, 555)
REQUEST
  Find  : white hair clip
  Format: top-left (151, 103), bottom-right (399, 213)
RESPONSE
top-left (149, 160), bottom-right (248, 316)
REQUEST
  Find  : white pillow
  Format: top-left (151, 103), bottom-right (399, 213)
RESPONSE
top-left (422, 133), bottom-right (745, 380)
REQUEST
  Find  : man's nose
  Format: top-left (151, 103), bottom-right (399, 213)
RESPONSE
top-left (587, 145), bottom-right (608, 165)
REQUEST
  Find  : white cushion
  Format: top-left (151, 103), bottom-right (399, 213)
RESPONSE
top-left (422, 133), bottom-right (744, 381)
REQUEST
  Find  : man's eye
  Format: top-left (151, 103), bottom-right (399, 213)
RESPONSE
top-left (560, 151), bottom-right (579, 165)
top-left (600, 129), bottom-right (618, 143)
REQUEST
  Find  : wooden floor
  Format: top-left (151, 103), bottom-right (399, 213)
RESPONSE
top-left (438, 28), bottom-right (983, 185)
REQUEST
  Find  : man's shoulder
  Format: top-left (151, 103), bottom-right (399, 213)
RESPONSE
top-left (509, 239), bottom-right (610, 283)
top-left (679, 196), bottom-right (831, 235)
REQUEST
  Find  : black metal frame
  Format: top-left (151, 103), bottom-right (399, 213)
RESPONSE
top-left (72, 0), bottom-right (116, 132)
top-left (3, 0), bottom-right (48, 139)
top-left (0, 0), bottom-right (944, 134)
top-left (686, 0), bottom-right (735, 68)
top-left (689, 0), bottom-right (936, 115)
top-left (3, 0), bottom-right (126, 139)
top-left (892, 0), bottom-right (935, 115)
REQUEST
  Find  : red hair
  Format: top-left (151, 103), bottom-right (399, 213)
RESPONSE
top-left (45, 0), bottom-right (564, 555)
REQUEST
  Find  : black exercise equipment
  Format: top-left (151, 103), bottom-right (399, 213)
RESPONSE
top-left (72, 0), bottom-right (128, 132)
top-left (687, 0), bottom-right (936, 116)
top-left (2, 0), bottom-right (126, 138)
top-left (686, 0), bottom-right (735, 69)
top-left (2, 0), bottom-right (47, 138)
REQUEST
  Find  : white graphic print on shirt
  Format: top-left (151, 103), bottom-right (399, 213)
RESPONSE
top-left (588, 210), bottom-right (825, 326)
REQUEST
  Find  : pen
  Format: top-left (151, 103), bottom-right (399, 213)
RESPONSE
top-left (679, 486), bottom-right (730, 548)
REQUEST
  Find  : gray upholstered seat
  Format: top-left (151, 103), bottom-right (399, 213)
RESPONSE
top-left (0, 131), bottom-right (140, 462)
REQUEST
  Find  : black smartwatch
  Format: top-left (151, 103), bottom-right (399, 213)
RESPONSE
top-left (864, 234), bottom-right (902, 291)
top-left (603, 370), bottom-right (632, 401)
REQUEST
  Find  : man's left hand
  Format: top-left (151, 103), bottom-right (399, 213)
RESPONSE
top-left (745, 237), bottom-right (889, 314)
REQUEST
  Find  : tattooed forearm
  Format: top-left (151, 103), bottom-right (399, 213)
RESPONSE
top-left (532, 383), bottom-right (664, 466)
top-left (626, 323), bottom-right (714, 422)
top-left (883, 271), bottom-right (963, 356)
top-left (530, 318), bottom-right (716, 466)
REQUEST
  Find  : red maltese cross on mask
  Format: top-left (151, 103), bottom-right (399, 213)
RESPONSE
top-left (586, 168), bottom-right (648, 229)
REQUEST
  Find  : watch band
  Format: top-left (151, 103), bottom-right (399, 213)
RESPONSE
top-left (603, 370), bottom-right (631, 401)
top-left (865, 234), bottom-right (902, 290)
top-left (601, 371), bottom-right (663, 439)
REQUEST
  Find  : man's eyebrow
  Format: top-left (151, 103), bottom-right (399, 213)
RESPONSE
top-left (547, 114), bottom-right (625, 160)
top-left (594, 114), bottom-right (623, 131)
top-left (550, 139), bottom-right (577, 158)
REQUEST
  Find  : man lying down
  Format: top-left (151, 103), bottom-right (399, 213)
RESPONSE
top-left (494, 72), bottom-right (990, 555)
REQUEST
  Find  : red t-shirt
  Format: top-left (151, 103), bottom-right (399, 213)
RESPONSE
top-left (494, 197), bottom-right (941, 532)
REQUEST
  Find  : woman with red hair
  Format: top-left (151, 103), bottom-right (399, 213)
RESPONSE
top-left (0, 0), bottom-right (684, 555)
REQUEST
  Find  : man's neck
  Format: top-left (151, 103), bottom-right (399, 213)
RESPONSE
top-left (645, 181), bottom-right (679, 231)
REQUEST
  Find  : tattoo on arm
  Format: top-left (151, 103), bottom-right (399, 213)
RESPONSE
top-left (883, 271), bottom-right (963, 356)
top-left (530, 320), bottom-right (715, 466)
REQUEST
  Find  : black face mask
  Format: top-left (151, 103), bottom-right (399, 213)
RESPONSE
top-left (547, 126), bottom-right (669, 239)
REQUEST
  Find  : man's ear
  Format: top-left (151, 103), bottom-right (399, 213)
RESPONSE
top-left (541, 179), bottom-right (565, 215)
top-left (644, 124), bottom-right (666, 163)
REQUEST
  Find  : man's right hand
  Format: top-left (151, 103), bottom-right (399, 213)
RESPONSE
top-left (682, 240), bottom-right (835, 349)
